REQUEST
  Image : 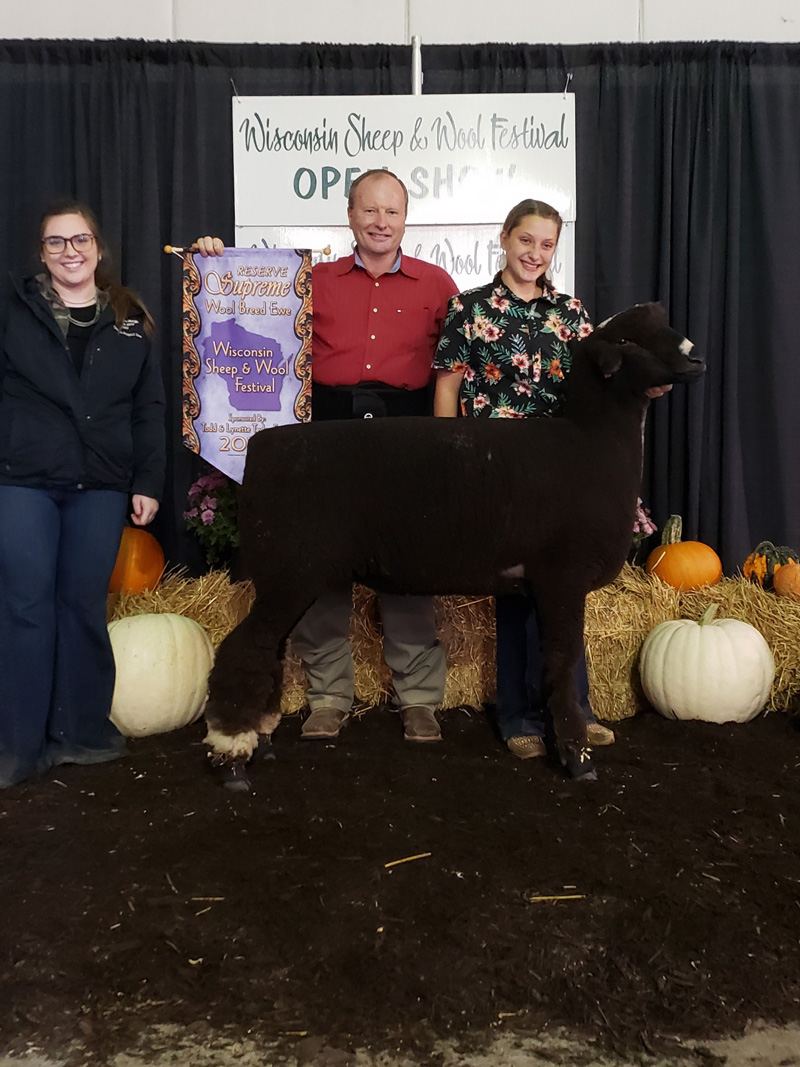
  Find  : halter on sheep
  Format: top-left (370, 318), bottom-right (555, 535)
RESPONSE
top-left (203, 302), bottom-right (704, 789)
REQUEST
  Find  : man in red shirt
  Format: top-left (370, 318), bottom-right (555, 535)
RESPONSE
top-left (196, 169), bottom-right (457, 743)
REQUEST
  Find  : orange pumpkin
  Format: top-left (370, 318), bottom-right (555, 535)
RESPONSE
top-left (645, 515), bottom-right (722, 591)
top-left (742, 541), bottom-right (800, 590)
top-left (109, 527), bottom-right (165, 594)
top-left (772, 560), bottom-right (800, 601)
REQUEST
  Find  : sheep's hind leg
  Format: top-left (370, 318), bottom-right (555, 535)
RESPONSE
top-left (531, 585), bottom-right (597, 782)
top-left (203, 594), bottom-right (302, 791)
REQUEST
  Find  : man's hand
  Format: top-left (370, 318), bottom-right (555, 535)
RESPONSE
top-left (195, 236), bottom-right (225, 257)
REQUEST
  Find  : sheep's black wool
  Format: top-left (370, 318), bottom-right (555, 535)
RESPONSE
top-left (204, 303), bottom-right (704, 779)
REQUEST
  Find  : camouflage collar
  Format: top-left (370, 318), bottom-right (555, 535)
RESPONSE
top-left (36, 272), bottom-right (109, 336)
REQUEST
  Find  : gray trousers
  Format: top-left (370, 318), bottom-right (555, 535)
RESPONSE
top-left (290, 589), bottom-right (446, 713)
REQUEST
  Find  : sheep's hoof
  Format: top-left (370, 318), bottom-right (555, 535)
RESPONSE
top-left (255, 736), bottom-right (277, 761)
top-left (208, 756), bottom-right (253, 793)
top-left (559, 745), bottom-right (598, 782)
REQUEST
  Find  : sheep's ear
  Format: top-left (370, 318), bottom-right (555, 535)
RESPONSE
top-left (582, 336), bottom-right (623, 377)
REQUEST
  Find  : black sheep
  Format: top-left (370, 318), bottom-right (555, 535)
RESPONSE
top-left (204, 302), bottom-right (704, 785)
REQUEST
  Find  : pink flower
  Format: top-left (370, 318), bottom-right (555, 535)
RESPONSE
top-left (201, 509), bottom-right (215, 526)
top-left (632, 498), bottom-right (657, 544)
top-left (184, 507), bottom-right (199, 520)
top-left (473, 315), bottom-right (490, 338)
top-left (482, 324), bottom-right (502, 343)
top-left (512, 354), bottom-right (529, 371)
top-left (200, 495), bottom-right (218, 510)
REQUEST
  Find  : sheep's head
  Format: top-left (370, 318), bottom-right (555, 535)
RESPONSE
top-left (581, 302), bottom-right (705, 392)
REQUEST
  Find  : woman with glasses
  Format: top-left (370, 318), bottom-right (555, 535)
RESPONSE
top-left (0, 200), bottom-right (165, 788)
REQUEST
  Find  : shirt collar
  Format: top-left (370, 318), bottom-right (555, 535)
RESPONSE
top-left (330, 249), bottom-right (422, 280)
top-left (354, 247), bottom-right (403, 275)
top-left (492, 271), bottom-right (560, 306)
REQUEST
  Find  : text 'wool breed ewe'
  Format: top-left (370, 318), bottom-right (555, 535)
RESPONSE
top-left (204, 303), bottom-right (705, 788)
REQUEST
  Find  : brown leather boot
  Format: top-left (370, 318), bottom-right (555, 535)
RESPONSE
top-left (401, 705), bottom-right (442, 742)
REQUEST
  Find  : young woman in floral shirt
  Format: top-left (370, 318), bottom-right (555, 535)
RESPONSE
top-left (433, 199), bottom-right (616, 763)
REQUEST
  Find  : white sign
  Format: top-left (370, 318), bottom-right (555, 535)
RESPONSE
top-left (233, 94), bottom-right (576, 227)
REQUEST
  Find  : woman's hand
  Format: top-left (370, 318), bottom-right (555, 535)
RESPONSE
top-left (646, 384), bottom-right (673, 399)
top-left (131, 495), bottom-right (159, 526)
top-left (195, 236), bottom-right (225, 257)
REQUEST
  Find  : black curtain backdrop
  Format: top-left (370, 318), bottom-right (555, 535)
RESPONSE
top-left (1, 40), bottom-right (798, 572)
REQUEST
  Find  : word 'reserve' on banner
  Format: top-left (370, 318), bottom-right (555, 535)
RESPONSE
top-left (181, 247), bottom-right (312, 483)
top-left (233, 94), bottom-right (576, 292)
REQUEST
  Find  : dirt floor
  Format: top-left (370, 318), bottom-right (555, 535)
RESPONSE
top-left (2, 707), bottom-right (800, 1066)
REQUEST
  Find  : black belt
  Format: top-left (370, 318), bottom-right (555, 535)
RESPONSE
top-left (312, 381), bottom-right (431, 421)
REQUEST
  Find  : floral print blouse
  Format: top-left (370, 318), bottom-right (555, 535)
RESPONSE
top-left (433, 274), bottom-right (593, 418)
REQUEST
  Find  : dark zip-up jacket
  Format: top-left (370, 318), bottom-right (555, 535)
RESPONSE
top-left (0, 275), bottom-right (165, 499)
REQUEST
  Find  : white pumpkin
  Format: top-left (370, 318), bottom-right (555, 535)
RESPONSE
top-left (109, 613), bottom-right (215, 737)
top-left (638, 604), bottom-right (774, 723)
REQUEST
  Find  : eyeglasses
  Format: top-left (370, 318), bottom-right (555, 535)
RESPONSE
top-left (41, 233), bottom-right (96, 254)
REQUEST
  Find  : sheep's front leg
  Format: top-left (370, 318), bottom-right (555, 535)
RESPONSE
top-left (530, 584), bottom-right (596, 782)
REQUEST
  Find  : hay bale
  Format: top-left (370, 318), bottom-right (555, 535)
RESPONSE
top-left (108, 569), bottom-right (255, 648)
top-left (680, 579), bottom-right (800, 712)
top-left (584, 564), bottom-right (681, 722)
top-left (284, 587), bottom-right (496, 713)
top-left (110, 566), bottom-right (800, 721)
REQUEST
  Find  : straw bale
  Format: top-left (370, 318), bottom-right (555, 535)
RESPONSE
top-left (108, 569), bottom-right (255, 648)
top-left (584, 563), bottom-right (681, 722)
top-left (109, 565), bottom-right (800, 722)
top-left (283, 586), bottom-right (496, 713)
top-left (680, 578), bottom-right (800, 712)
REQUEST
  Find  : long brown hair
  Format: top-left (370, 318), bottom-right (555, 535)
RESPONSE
top-left (38, 199), bottom-right (155, 338)
top-left (501, 199), bottom-right (563, 241)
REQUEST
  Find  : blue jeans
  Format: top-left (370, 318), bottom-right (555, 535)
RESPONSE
top-left (0, 486), bottom-right (128, 787)
top-left (494, 593), bottom-right (597, 742)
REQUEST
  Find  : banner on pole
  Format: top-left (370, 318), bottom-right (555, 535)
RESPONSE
top-left (181, 247), bottom-right (312, 483)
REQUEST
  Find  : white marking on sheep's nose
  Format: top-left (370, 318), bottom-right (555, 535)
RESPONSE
top-left (679, 338), bottom-right (693, 355)
top-left (500, 564), bottom-right (526, 579)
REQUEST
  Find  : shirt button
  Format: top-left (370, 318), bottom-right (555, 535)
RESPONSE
top-left (373, 307), bottom-right (378, 313)
top-left (366, 363), bottom-right (372, 370)
top-left (370, 335), bottom-right (376, 340)
top-left (86, 415), bottom-right (92, 420)
top-left (374, 282), bottom-right (379, 287)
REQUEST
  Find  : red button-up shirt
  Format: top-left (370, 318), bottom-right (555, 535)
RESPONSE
top-left (311, 252), bottom-right (458, 391)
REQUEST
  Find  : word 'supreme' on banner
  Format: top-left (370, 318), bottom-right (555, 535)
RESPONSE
top-left (181, 247), bottom-right (312, 483)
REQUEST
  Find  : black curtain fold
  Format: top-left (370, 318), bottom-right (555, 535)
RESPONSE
top-left (1, 39), bottom-right (798, 571)
top-left (426, 42), bottom-right (800, 567)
